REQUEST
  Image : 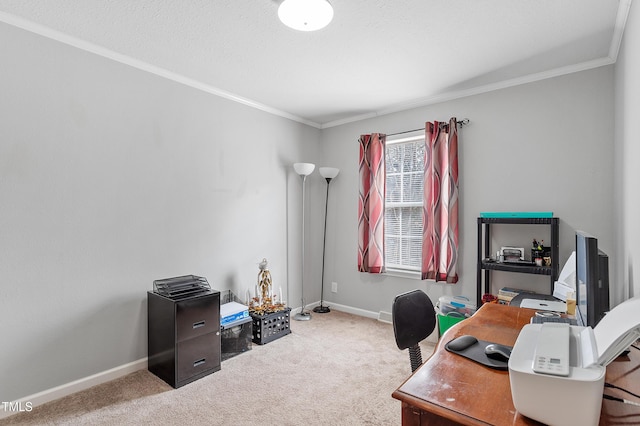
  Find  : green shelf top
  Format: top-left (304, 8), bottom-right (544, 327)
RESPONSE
top-left (480, 212), bottom-right (553, 218)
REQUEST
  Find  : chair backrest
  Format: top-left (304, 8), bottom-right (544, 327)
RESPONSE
top-left (392, 289), bottom-right (436, 350)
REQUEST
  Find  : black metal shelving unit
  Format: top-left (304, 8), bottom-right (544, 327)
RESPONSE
top-left (476, 217), bottom-right (559, 306)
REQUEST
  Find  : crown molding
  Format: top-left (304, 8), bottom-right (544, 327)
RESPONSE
top-left (609, 0), bottom-right (633, 61)
top-left (320, 56), bottom-right (616, 129)
top-left (2, 0), bottom-right (631, 132)
top-left (321, 0), bottom-right (632, 129)
top-left (0, 11), bottom-right (322, 129)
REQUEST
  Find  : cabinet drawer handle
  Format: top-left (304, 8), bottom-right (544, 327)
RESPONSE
top-left (193, 358), bottom-right (206, 367)
top-left (193, 321), bottom-right (205, 329)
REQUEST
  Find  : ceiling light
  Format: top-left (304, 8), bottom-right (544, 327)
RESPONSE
top-left (278, 0), bottom-right (334, 32)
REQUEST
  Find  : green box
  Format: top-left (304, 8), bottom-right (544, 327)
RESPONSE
top-left (437, 312), bottom-right (467, 335)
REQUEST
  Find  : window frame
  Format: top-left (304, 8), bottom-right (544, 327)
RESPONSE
top-left (384, 133), bottom-right (425, 278)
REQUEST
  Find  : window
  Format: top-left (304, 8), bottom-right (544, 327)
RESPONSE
top-left (384, 135), bottom-right (424, 272)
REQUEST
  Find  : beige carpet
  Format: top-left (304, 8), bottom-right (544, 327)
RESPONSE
top-left (1, 310), bottom-right (435, 425)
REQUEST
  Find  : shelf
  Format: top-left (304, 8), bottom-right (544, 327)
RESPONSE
top-left (479, 217), bottom-right (556, 225)
top-left (476, 217), bottom-right (559, 306)
top-left (480, 261), bottom-right (552, 275)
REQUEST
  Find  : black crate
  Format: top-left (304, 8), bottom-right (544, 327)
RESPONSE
top-left (250, 308), bottom-right (291, 345)
top-left (221, 317), bottom-right (252, 361)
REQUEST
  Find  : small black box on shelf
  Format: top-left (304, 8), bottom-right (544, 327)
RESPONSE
top-left (250, 308), bottom-right (291, 345)
top-left (531, 246), bottom-right (551, 258)
top-left (220, 317), bottom-right (253, 361)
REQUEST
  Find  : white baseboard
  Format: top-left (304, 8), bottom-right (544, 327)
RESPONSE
top-left (330, 302), bottom-right (379, 319)
top-left (0, 358), bottom-right (147, 420)
top-left (293, 300), bottom-right (379, 320)
top-left (378, 310), bottom-right (393, 323)
top-left (2, 301), bottom-right (407, 420)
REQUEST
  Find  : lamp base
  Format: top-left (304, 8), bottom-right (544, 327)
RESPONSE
top-left (313, 304), bottom-right (331, 313)
top-left (293, 311), bottom-right (312, 321)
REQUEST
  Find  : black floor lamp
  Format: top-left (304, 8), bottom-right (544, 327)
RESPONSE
top-left (313, 167), bottom-right (339, 314)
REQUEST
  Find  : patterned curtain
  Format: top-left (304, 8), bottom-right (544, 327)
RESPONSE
top-left (422, 118), bottom-right (459, 283)
top-left (358, 133), bottom-right (386, 273)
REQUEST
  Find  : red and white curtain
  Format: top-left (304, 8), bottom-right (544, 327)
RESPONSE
top-left (422, 118), bottom-right (459, 283)
top-left (357, 133), bottom-right (386, 273)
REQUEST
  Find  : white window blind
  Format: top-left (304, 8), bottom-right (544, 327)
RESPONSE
top-left (385, 136), bottom-right (424, 271)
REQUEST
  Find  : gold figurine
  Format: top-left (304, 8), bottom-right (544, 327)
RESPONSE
top-left (249, 258), bottom-right (286, 315)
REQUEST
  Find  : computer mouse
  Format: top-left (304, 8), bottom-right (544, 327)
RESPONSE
top-left (446, 335), bottom-right (478, 351)
top-left (484, 343), bottom-right (512, 361)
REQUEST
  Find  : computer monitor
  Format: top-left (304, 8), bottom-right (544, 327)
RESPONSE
top-left (575, 231), bottom-right (610, 327)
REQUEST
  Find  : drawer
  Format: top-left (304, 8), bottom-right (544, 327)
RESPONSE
top-left (177, 333), bottom-right (220, 383)
top-left (176, 294), bottom-right (219, 341)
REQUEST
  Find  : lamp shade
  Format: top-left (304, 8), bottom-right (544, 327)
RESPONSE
top-left (293, 162), bottom-right (315, 176)
top-left (278, 0), bottom-right (334, 32)
top-left (319, 167), bottom-right (339, 179)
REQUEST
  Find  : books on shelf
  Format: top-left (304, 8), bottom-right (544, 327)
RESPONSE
top-left (497, 287), bottom-right (536, 304)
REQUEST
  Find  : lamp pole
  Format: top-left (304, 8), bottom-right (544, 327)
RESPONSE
top-left (314, 167), bottom-right (339, 314)
top-left (293, 163), bottom-right (315, 321)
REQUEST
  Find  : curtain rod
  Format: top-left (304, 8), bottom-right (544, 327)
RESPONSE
top-left (385, 118), bottom-right (469, 137)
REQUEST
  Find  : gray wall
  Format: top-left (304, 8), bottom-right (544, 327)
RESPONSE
top-left (615, 1), bottom-right (640, 301)
top-left (319, 66), bottom-right (616, 315)
top-left (1, 12), bottom-right (634, 403)
top-left (0, 22), bottom-right (321, 401)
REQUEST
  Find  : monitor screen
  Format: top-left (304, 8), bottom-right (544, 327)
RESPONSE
top-left (575, 230), bottom-right (610, 327)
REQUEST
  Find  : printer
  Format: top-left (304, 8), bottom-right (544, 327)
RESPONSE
top-left (509, 296), bottom-right (640, 426)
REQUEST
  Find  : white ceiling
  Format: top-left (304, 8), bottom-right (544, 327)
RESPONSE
top-left (0, 0), bottom-right (631, 128)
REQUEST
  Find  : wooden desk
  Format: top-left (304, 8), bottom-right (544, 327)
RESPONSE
top-left (392, 303), bottom-right (640, 425)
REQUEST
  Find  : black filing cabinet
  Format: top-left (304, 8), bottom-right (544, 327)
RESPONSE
top-left (147, 290), bottom-right (221, 388)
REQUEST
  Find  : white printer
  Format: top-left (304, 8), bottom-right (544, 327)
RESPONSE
top-left (509, 296), bottom-right (640, 426)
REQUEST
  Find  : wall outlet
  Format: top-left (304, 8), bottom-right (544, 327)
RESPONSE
top-left (331, 281), bottom-right (338, 293)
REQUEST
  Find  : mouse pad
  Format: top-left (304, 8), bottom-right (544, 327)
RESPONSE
top-left (444, 336), bottom-right (512, 370)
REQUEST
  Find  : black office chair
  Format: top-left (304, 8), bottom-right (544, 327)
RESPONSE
top-left (392, 289), bottom-right (437, 372)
